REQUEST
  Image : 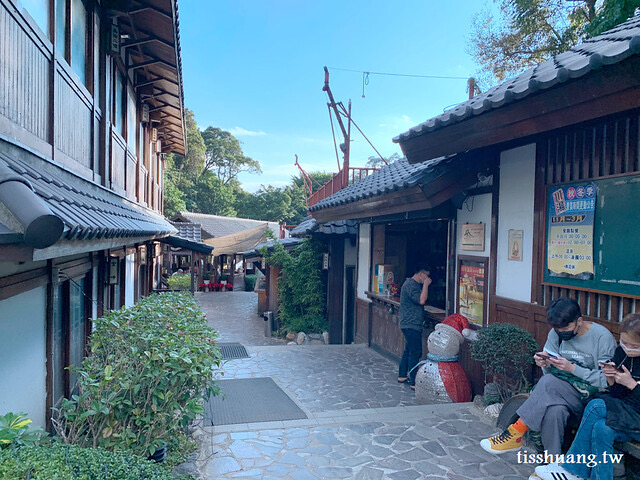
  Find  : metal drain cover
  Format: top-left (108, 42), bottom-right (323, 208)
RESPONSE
top-left (217, 342), bottom-right (250, 359)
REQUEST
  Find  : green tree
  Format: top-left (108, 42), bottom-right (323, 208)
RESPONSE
top-left (201, 127), bottom-right (262, 184)
top-left (468, 0), bottom-right (640, 82)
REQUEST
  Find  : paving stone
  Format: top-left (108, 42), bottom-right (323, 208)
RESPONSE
top-left (315, 467), bottom-right (354, 478)
top-left (422, 441), bottom-right (447, 456)
top-left (368, 444), bottom-right (395, 458)
top-left (389, 470), bottom-right (421, 480)
top-left (340, 455), bottom-right (374, 467)
top-left (229, 440), bottom-right (261, 459)
top-left (397, 447), bottom-right (432, 462)
top-left (354, 467), bottom-right (385, 480)
top-left (481, 460), bottom-right (517, 476)
top-left (279, 451), bottom-right (306, 467)
top-left (305, 455), bottom-right (331, 468)
top-left (413, 460), bottom-right (448, 476)
top-left (435, 422), bottom-right (460, 435)
top-left (451, 462), bottom-right (484, 477)
top-left (287, 436), bottom-right (311, 449)
top-left (373, 457), bottom-right (411, 470)
top-left (204, 456), bottom-right (242, 477)
top-left (399, 430), bottom-right (427, 442)
top-left (230, 468), bottom-right (263, 477)
top-left (265, 463), bottom-right (293, 476)
top-left (290, 469), bottom-right (321, 480)
top-left (373, 434), bottom-right (397, 445)
top-left (446, 447), bottom-right (489, 464)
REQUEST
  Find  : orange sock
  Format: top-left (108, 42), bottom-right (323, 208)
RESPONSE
top-left (512, 418), bottom-right (529, 434)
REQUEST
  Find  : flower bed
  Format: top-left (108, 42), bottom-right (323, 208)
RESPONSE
top-left (199, 283), bottom-right (233, 292)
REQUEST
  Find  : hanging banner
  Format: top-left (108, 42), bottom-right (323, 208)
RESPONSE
top-left (546, 183), bottom-right (596, 279)
top-left (508, 229), bottom-right (523, 261)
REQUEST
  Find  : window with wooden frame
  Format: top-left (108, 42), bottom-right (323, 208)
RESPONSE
top-left (55, 0), bottom-right (91, 87)
top-left (50, 271), bottom-right (91, 409)
top-left (19, 0), bottom-right (51, 37)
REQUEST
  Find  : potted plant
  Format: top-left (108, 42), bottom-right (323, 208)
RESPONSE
top-left (470, 322), bottom-right (538, 403)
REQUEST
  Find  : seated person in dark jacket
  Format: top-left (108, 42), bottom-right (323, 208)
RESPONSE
top-left (534, 313), bottom-right (640, 480)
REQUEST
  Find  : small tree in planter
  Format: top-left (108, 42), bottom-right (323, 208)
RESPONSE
top-left (471, 322), bottom-right (539, 403)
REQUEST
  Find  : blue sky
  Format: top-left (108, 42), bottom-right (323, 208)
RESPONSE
top-left (179, 1), bottom-right (489, 192)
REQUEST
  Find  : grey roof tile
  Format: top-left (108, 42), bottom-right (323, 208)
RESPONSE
top-left (308, 156), bottom-right (452, 212)
top-left (395, 14), bottom-right (640, 144)
top-left (290, 216), bottom-right (357, 237)
top-left (0, 152), bottom-right (176, 244)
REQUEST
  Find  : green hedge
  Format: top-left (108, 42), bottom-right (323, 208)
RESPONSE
top-left (166, 274), bottom-right (192, 290)
top-left (54, 292), bottom-right (222, 456)
top-left (0, 443), bottom-right (189, 479)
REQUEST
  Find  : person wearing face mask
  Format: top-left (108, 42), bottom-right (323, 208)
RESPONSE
top-left (534, 313), bottom-right (640, 480)
top-left (480, 297), bottom-right (617, 456)
top-left (397, 265), bottom-right (432, 390)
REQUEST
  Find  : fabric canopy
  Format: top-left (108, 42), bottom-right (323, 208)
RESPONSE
top-left (204, 223), bottom-right (270, 256)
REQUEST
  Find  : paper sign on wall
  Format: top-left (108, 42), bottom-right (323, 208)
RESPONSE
top-left (461, 223), bottom-right (485, 251)
top-left (508, 229), bottom-right (523, 261)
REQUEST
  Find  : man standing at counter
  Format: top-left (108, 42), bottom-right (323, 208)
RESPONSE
top-left (398, 265), bottom-right (432, 390)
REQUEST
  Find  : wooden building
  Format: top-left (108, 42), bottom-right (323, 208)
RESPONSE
top-left (310, 15), bottom-right (640, 393)
top-left (0, 0), bottom-right (185, 428)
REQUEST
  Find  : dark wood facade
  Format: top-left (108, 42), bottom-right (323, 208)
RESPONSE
top-left (0, 0), bottom-right (184, 428)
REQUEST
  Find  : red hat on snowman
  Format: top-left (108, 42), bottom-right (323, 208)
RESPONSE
top-left (434, 313), bottom-right (471, 345)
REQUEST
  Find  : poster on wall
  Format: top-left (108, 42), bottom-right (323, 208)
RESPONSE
top-left (508, 229), bottom-right (523, 261)
top-left (546, 183), bottom-right (596, 279)
top-left (461, 223), bottom-right (485, 251)
top-left (457, 256), bottom-right (488, 326)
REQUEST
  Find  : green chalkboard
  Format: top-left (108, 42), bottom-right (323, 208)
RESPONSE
top-left (544, 174), bottom-right (640, 297)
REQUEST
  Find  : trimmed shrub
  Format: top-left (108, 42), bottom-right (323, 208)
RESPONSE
top-left (54, 293), bottom-right (222, 456)
top-left (471, 322), bottom-right (539, 402)
top-left (0, 443), bottom-right (189, 479)
top-left (167, 274), bottom-right (191, 290)
top-left (244, 274), bottom-right (257, 292)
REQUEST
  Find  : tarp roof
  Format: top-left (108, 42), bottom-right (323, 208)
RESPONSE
top-left (204, 223), bottom-right (271, 256)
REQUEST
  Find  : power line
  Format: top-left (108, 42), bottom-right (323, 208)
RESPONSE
top-left (327, 66), bottom-right (469, 81)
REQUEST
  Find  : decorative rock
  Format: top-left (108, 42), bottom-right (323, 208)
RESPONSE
top-left (286, 332), bottom-right (297, 341)
top-left (322, 331), bottom-right (329, 344)
top-left (287, 341), bottom-right (297, 345)
top-left (296, 332), bottom-right (306, 345)
top-left (172, 461), bottom-right (197, 477)
top-left (484, 403), bottom-right (503, 418)
top-left (307, 333), bottom-right (324, 345)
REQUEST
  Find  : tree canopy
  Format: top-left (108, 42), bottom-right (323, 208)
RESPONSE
top-left (468, 0), bottom-right (640, 82)
top-left (162, 110), bottom-right (334, 225)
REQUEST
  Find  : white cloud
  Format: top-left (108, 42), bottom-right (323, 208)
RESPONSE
top-left (226, 126), bottom-right (267, 137)
top-left (378, 114), bottom-right (414, 130)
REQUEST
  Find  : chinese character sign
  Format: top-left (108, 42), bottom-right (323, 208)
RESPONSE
top-left (547, 184), bottom-right (596, 279)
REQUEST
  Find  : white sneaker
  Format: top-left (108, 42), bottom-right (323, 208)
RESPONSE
top-left (534, 463), bottom-right (587, 480)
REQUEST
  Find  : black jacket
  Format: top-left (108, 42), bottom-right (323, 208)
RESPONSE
top-left (600, 347), bottom-right (640, 433)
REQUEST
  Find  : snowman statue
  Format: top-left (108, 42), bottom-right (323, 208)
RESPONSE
top-left (413, 313), bottom-right (475, 404)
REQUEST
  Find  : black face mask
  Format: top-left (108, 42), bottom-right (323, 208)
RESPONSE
top-left (555, 326), bottom-right (578, 342)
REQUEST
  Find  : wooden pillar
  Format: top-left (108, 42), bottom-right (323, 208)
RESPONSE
top-left (190, 250), bottom-right (195, 293)
top-left (327, 237), bottom-right (345, 344)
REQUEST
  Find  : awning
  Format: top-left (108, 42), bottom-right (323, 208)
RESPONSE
top-left (160, 235), bottom-right (213, 255)
top-left (204, 223), bottom-right (271, 256)
top-left (309, 152), bottom-right (493, 223)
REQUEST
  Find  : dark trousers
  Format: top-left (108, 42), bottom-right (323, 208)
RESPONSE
top-left (399, 328), bottom-right (422, 385)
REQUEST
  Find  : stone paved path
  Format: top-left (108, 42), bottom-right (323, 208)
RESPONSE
top-left (195, 292), bottom-right (533, 479)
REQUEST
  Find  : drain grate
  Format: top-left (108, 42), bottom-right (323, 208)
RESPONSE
top-left (217, 342), bottom-right (249, 360)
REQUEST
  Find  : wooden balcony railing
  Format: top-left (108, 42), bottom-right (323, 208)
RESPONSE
top-left (308, 167), bottom-right (378, 207)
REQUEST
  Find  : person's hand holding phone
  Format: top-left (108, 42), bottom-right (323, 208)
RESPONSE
top-left (534, 352), bottom-right (551, 368)
top-left (612, 364), bottom-right (637, 390)
top-left (548, 354), bottom-right (575, 373)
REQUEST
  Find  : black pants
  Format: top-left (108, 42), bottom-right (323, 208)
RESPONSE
top-left (398, 328), bottom-right (422, 386)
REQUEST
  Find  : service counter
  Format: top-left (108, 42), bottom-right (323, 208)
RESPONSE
top-left (365, 291), bottom-right (446, 359)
